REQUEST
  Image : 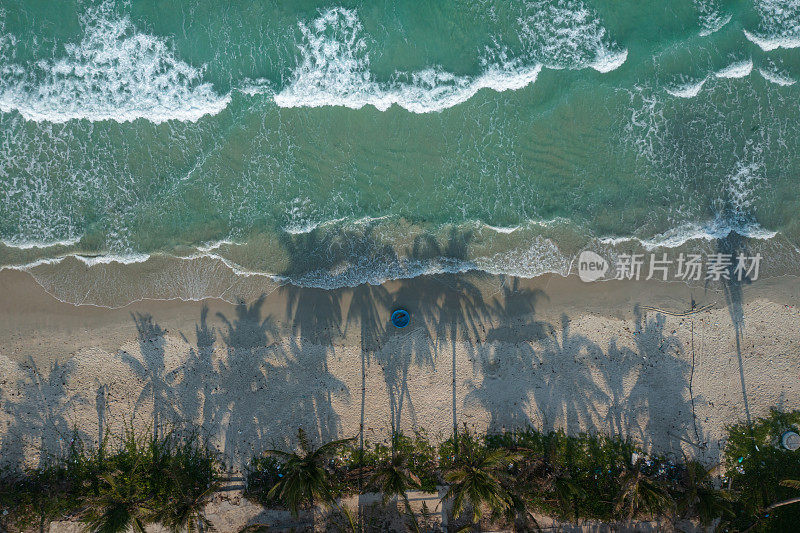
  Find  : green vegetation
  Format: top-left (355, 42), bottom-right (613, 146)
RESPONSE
top-left (2, 409), bottom-right (799, 532)
top-left (441, 429), bottom-right (516, 529)
top-left (255, 428), bottom-right (353, 517)
top-left (0, 430), bottom-right (220, 533)
top-left (723, 408), bottom-right (800, 532)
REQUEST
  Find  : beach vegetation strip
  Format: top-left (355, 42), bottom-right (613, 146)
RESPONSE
top-left (1, 409), bottom-right (798, 531)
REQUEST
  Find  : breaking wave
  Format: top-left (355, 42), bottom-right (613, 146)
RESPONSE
top-left (275, 5), bottom-right (625, 113)
top-left (743, 0), bottom-right (800, 51)
top-left (0, 2), bottom-right (230, 123)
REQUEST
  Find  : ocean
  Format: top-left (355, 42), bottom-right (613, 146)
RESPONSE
top-left (1, 0), bottom-right (799, 306)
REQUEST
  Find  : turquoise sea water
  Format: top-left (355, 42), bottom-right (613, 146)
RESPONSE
top-left (1, 0), bottom-right (799, 305)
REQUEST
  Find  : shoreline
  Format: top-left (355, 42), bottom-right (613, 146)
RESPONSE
top-left (1, 268), bottom-right (799, 469)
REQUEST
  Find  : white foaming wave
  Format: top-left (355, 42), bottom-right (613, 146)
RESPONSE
top-left (1, 235), bottom-right (82, 250)
top-left (700, 13), bottom-right (732, 36)
top-left (283, 214), bottom-right (393, 235)
top-left (599, 221), bottom-right (778, 250)
top-left (744, 30), bottom-right (800, 51)
top-left (283, 216), bottom-right (348, 235)
top-left (589, 49), bottom-right (628, 73)
top-left (275, 53), bottom-right (544, 113)
top-left (195, 239), bottom-right (241, 252)
top-left (475, 237), bottom-right (572, 278)
top-left (665, 59), bottom-right (775, 99)
top-left (0, 2), bottom-right (229, 123)
top-left (518, 0), bottom-right (627, 72)
top-left (238, 78), bottom-right (272, 97)
top-left (666, 77), bottom-right (707, 98)
top-left (474, 217), bottom-right (567, 234)
top-left (744, 0), bottom-right (800, 51)
top-left (0, 251), bottom-right (152, 272)
top-left (694, 0), bottom-right (732, 36)
top-left (72, 253), bottom-right (152, 267)
top-left (483, 224), bottom-right (521, 234)
top-left (275, 6), bottom-right (622, 113)
top-left (715, 59), bottom-right (753, 79)
top-left (758, 67), bottom-right (797, 85)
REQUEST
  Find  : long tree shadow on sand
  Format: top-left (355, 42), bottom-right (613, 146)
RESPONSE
top-left (623, 305), bottom-right (697, 455)
top-left (276, 231), bottom-right (353, 447)
top-left (397, 230), bottom-right (489, 445)
top-left (465, 278), bottom-right (549, 432)
top-left (210, 296), bottom-right (285, 464)
top-left (532, 313), bottom-right (607, 435)
top-left (172, 305), bottom-right (218, 435)
top-left (121, 314), bottom-right (178, 439)
top-left (715, 231), bottom-right (754, 426)
top-left (345, 282), bottom-right (391, 450)
top-left (464, 285), bottom-right (702, 457)
top-left (0, 358), bottom-right (88, 469)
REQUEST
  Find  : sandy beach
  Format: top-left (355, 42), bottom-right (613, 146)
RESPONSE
top-left (1, 268), bottom-right (798, 470)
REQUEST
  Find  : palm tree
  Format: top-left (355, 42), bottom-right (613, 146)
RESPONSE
top-left (769, 479), bottom-right (800, 510)
top-left (82, 435), bottom-right (151, 533)
top-left (151, 482), bottom-right (217, 533)
top-left (442, 433), bottom-right (516, 529)
top-left (520, 443), bottom-right (585, 522)
top-left (674, 461), bottom-right (731, 528)
top-left (150, 440), bottom-right (221, 533)
top-left (264, 429), bottom-right (354, 518)
top-left (614, 455), bottom-right (672, 521)
top-left (369, 451), bottom-right (423, 532)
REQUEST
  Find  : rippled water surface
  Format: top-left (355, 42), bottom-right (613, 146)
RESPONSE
top-left (1, 0), bottom-right (799, 305)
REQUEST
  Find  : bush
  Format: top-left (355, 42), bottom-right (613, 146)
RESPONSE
top-left (0, 430), bottom-right (221, 533)
top-left (723, 408), bottom-right (800, 532)
top-left (5, 410), bottom-right (800, 531)
top-left (244, 455), bottom-right (284, 507)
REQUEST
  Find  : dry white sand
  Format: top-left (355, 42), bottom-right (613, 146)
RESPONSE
top-left (1, 269), bottom-right (799, 472)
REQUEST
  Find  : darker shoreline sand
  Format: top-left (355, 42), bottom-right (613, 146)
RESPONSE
top-left (1, 267), bottom-right (799, 468)
top-left (2, 267), bottom-right (799, 364)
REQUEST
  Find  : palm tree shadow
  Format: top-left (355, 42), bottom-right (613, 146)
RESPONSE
top-left (465, 278), bottom-right (549, 433)
top-left (121, 313), bottom-right (177, 438)
top-left (0, 358), bottom-right (88, 468)
top-left (715, 231), bottom-right (753, 426)
top-left (405, 229), bottom-right (489, 441)
top-left (276, 230), bottom-right (356, 447)
top-left (533, 313), bottom-right (606, 435)
top-left (379, 277), bottom-right (437, 435)
top-left (171, 305), bottom-right (218, 438)
top-left (624, 305), bottom-right (697, 455)
top-left (211, 296), bottom-right (283, 464)
top-left (345, 281), bottom-right (391, 450)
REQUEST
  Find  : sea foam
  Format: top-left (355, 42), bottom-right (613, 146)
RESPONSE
top-left (715, 59), bottom-right (753, 79)
top-left (275, 5), bottom-right (624, 113)
top-left (758, 67), bottom-right (797, 86)
top-left (0, 2), bottom-right (229, 123)
top-left (666, 78), bottom-right (708, 98)
top-left (744, 0), bottom-right (800, 51)
top-left (694, 0), bottom-right (731, 36)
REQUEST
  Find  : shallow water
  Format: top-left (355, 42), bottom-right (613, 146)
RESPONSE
top-left (1, 0), bottom-right (799, 305)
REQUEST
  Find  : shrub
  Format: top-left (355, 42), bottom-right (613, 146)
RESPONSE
top-left (0, 430), bottom-right (221, 533)
top-left (723, 408), bottom-right (800, 532)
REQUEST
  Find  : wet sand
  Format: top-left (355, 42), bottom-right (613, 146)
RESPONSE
top-left (1, 268), bottom-right (799, 468)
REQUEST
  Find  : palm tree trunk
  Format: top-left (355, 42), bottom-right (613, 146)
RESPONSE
top-left (359, 349), bottom-right (366, 533)
top-left (451, 324), bottom-right (458, 454)
top-left (767, 496), bottom-right (800, 510)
